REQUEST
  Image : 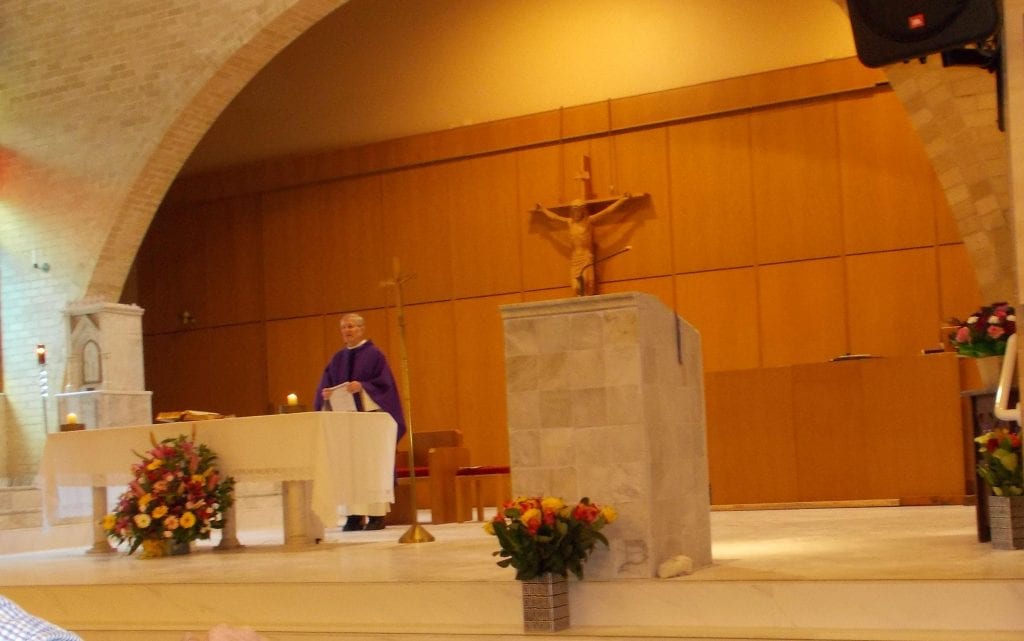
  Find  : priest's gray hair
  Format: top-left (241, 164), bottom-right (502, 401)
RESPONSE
top-left (341, 313), bottom-right (365, 327)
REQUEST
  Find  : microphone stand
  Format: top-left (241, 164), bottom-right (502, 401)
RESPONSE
top-left (575, 245), bottom-right (633, 296)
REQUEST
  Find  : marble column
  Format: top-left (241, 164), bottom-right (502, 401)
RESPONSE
top-left (501, 292), bottom-right (711, 579)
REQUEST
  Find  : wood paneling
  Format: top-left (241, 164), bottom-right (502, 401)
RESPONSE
top-left (144, 323), bottom-right (266, 418)
top-left (384, 301), bottom-right (457, 437)
top-left (860, 353), bottom-right (964, 501)
top-left (266, 316), bottom-right (325, 411)
top-left (453, 294), bottom-right (519, 466)
top-left (669, 114), bottom-right (755, 273)
top-left (758, 258), bottom-right (848, 367)
top-left (752, 99), bottom-right (843, 264)
top-left (935, 186), bottom-right (961, 245)
top-left (136, 203), bottom-right (202, 335)
top-left (449, 155), bottom-right (522, 298)
top-left (199, 196), bottom-right (263, 327)
top-left (938, 244), bottom-right (985, 325)
top-left (792, 361), bottom-right (870, 501)
top-left (674, 269), bottom-right (760, 372)
top-left (519, 145), bottom-right (571, 293)
top-left (602, 129), bottom-right (672, 281)
top-left (837, 91), bottom-right (937, 254)
top-left (705, 367), bottom-right (797, 504)
top-left (261, 185), bottom-right (326, 319)
top-left (320, 177), bottom-right (388, 313)
top-left (380, 166), bottom-right (454, 305)
top-left (845, 248), bottom-right (940, 356)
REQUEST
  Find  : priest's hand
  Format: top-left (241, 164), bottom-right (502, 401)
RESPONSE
top-left (345, 381), bottom-right (364, 394)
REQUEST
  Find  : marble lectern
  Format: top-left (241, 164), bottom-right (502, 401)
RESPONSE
top-left (501, 292), bottom-right (711, 579)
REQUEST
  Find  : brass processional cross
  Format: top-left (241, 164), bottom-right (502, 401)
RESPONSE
top-left (380, 257), bottom-right (434, 544)
top-left (530, 155), bottom-right (645, 296)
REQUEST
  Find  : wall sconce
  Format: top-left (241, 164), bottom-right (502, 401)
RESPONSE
top-left (31, 250), bottom-right (50, 272)
top-left (180, 310), bottom-right (195, 325)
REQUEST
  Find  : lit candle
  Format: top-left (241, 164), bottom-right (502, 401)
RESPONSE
top-left (286, 393), bottom-right (298, 406)
top-left (66, 413), bottom-right (78, 425)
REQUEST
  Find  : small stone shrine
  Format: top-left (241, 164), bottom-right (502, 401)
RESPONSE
top-left (55, 299), bottom-right (152, 430)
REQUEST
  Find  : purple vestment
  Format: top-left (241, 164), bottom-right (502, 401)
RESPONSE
top-left (314, 340), bottom-right (406, 442)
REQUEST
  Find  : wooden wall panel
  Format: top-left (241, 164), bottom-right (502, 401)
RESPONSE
top-left (137, 203), bottom-right (202, 335)
top-left (384, 301), bottom-right (457, 436)
top-left (674, 269), bottom-right (760, 372)
top-left (791, 361), bottom-right (870, 501)
top-left (266, 316), bottom-right (325, 411)
top-left (200, 196), bottom-right (263, 327)
top-left (705, 367), bottom-right (797, 504)
top-left (261, 185), bottom-right (326, 319)
top-left (752, 99), bottom-right (843, 264)
top-left (837, 91), bottom-right (937, 254)
top-left (860, 354), bottom-right (964, 501)
top-left (669, 114), bottom-right (755, 273)
top-left (144, 323), bottom-right (266, 418)
top-left (601, 129), bottom-right (672, 282)
top-left (454, 294), bottom-right (519, 466)
top-left (759, 258), bottom-right (848, 367)
top-left (845, 248), bottom-right (940, 356)
top-left (449, 155), bottom-right (522, 298)
top-left (380, 166), bottom-right (454, 305)
top-left (320, 177), bottom-right (388, 313)
top-left (938, 244), bottom-right (985, 326)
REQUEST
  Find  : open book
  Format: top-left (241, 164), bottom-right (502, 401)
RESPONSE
top-left (322, 383), bottom-right (380, 412)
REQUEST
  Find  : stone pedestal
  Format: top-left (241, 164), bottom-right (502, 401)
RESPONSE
top-left (501, 292), bottom-right (711, 579)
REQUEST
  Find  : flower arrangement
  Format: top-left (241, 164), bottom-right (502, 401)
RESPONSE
top-left (485, 496), bottom-right (616, 580)
top-left (103, 431), bottom-right (235, 555)
top-left (948, 303), bottom-right (1016, 357)
top-left (975, 427), bottom-right (1023, 496)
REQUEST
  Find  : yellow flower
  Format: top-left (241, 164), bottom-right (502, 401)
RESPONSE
top-left (520, 508), bottom-right (541, 525)
top-left (180, 511), bottom-right (196, 528)
top-left (151, 505), bottom-right (168, 519)
top-left (601, 505), bottom-right (618, 523)
top-left (138, 493), bottom-right (153, 510)
top-left (102, 513), bottom-right (116, 530)
top-left (191, 474), bottom-right (204, 484)
top-left (541, 497), bottom-right (565, 511)
top-left (483, 521), bottom-right (496, 535)
top-left (146, 459), bottom-right (163, 471)
top-left (133, 513), bottom-right (151, 528)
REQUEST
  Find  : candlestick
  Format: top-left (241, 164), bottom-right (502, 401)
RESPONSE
top-left (287, 393), bottom-right (298, 406)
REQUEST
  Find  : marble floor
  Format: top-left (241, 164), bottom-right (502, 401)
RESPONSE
top-left (1, 505), bottom-right (1022, 641)
top-left (0, 504), bottom-right (1020, 585)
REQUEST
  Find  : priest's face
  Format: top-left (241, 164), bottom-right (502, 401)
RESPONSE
top-left (340, 316), bottom-right (365, 348)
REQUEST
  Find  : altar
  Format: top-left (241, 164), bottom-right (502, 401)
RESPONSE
top-left (40, 411), bottom-right (397, 551)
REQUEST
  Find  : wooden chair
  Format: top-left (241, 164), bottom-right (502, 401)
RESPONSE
top-left (386, 429), bottom-right (470, 525)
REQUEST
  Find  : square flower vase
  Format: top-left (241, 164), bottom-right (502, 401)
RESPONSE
top-left (989, 495), bottom-right (1024, 550)
top-left (522, 574), bottom-right (569, 633)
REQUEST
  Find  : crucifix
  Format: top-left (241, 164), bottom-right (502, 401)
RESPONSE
top-left (530, 155), bottom-right (645, 296)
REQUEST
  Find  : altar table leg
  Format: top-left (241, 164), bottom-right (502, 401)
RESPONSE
top-left (214, 503), bottom-right (244, 551)
top-left (87, 486), bottom-right (115, 555)
top-left (281, 480), bottom-right (322, 548)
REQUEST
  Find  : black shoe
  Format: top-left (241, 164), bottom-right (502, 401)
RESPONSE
top-left (342, 515), bottom-right (364, 531)
top-left (363, 516), bottom-right (385, 531)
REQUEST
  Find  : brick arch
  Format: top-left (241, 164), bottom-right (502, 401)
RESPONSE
top-left (86, 0), bottom-right (345, 301)
top-left (881, 61), bottom-right (1016, 303)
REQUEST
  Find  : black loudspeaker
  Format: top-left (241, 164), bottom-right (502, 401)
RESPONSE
top-left (847, 0), bottom-right (1000, 67)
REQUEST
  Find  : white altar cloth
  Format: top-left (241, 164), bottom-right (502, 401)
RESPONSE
top-left (41, 411), bottom-right (397, 545)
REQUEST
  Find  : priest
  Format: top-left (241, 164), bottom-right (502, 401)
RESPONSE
top-left (315, 313), bottom-right (406, 531)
